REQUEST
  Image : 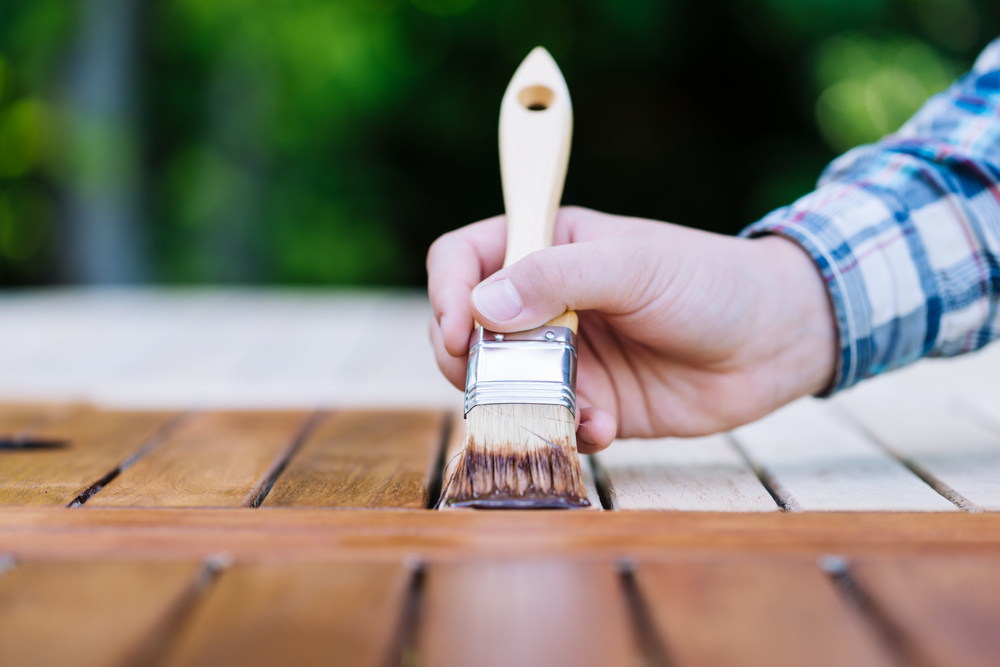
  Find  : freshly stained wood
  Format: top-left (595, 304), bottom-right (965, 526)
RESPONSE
top-left (162, 562), bottom-right (409, 667)
top-left (637, 558), bottom-right (895, 667)
top-left (88, 411), bottom-right (311, 508)
top-left (263, 410), bottom-right (446, 508)
top-left (852, 557), bottom-right (1000, 667)
top-left (4, 508), bottom-right (1000, 561)
top-left (440, 416), bottom-right (602, 509)
top-left (0, 560), bottom-right (204, 667)
top-left (837, 379), bottom-right (1000, 511)
top-left (594, 434), bottom-right (777, 511)
top-left (418, 560), bottom-right (636, 667)
top-left (0, 408), bottom-right (175, 505)
top-left (731, 398), bottom-right (957, 512)
top-left (0, 403), bottom-right (79, 436)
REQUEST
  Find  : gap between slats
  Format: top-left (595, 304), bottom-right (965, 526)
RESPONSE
top-left (819, 556), bottom-right (938, 667)
top-left (828, 403), bottom-right (980, 513)
top-left (617, 561), bottom-right (673, 667)
top-left (69, 408), bottom-right (454, 510)
top-left (725, 434), bottom-right (802, 512)
top-left (242, 411), bottom-right (328, 508)
top-left (424, 414), bottom-right (453, 509)
top-left (125, 555), bottom-right (231, 667)
top-left (68, 412), bottom-right (195, 507)
top-left (385, 560), bottom-right (426, 667)
top-left (730, 398), bottom-right (957, 512)
top-left (0, 553), bottom-right (229, 667)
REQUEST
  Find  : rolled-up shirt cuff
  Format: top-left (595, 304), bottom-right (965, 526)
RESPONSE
top-left (739, 181), bottom-right (937, 395)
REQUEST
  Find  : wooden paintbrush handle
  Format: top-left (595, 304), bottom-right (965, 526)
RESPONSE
top-left (499, 47), bottom-right (577, 334)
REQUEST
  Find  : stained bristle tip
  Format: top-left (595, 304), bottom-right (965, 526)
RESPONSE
top-left (439, 404), bottom-right (589, 509)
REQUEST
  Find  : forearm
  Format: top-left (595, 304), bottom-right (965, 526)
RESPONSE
top-left (747, 236), bottom-right (838, 399)
top-left (742, 39), bottom-right (1000, 393)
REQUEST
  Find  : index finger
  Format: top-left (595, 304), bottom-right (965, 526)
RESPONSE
top-left (427, 215), bottom-right (507, 356)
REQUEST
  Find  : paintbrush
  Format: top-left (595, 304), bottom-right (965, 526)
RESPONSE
top-left (439, 47), bottom-right (589, 509)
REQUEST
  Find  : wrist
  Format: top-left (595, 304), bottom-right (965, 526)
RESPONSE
top-left (749, 235), bottom-right (838, 400)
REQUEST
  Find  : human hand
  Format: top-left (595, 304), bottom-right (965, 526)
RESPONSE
top-left (427, 207), bottom-right (837, 453)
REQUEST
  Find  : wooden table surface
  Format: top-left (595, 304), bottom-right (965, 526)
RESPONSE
top-left (3, 289), bottom-right (1000, 667)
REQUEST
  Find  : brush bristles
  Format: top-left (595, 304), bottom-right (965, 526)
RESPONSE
top-left (440, 404), bottom-right (589, 509)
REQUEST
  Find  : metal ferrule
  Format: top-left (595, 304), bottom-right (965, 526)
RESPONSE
top-left (464, 324), bottom-right (578, 417)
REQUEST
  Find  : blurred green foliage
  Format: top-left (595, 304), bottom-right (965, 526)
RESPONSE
top-left (815, 34), bottom-right (960, 151)
top-left (0, 0), bottom-right (997, 286)
top-left (0, 0), bottom-right (71, 284)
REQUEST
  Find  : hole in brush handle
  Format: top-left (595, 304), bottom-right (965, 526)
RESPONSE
top-left (518, 85), bottom-right (555, 111)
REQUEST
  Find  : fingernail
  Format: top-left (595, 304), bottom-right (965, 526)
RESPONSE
top-left (472, 278), bottom-right (523, 323)
top-left (439, 314), bottom-right (448, 340)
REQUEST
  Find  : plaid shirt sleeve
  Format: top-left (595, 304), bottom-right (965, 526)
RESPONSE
top-left (741, 38), bottom-right (1000, 394)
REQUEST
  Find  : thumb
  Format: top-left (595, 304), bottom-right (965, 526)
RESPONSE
top-left (469, 239), bottom-right (655, 331)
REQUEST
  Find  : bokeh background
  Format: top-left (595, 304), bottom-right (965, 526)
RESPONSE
top-left (0, 0), bottom-right (996, 288)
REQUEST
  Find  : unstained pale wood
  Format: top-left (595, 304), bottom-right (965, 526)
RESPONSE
top-left (0, 408), bottom-right (176, 505)
top-left (263, 410), bottom-right (446, 508)
top-left (731, 398), bottom-right (957, 512)
top-left (88, 411), bottom-right (311, 508)
top-left (162, 562), bottom-right (410, 667)
top-left (637, 558), bottom-right (895, 667)
top-left (418, 560), bottom-right (637, 667)
top-left (595, 434), bottom-right (777, 511)
top-left (0, 292), bottom-right (461, 410)
top-left (852, 557), bottom-right (1000, 667)
top-left (0, 560), bottom-right (204, 667)
top-left (837, 380), bottom-right (1000, 511)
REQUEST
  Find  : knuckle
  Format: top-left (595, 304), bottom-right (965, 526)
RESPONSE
top-left (426, 232), bottom-right (453, 266)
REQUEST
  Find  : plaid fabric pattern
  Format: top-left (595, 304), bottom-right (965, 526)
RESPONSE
top-left (742, 38), bottom-right (1000, 393)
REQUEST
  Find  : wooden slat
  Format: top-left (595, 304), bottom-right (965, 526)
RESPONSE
top-left (637, 558), bottom-right (895, 667)
top-left (0, 560), bottom-right (204, 667)
top-left (0, 408), bottom-right (175, 505)
top-left (0, 403), bottom-right (79, 435)
top-left (88, 411), bottom-right (310, 508)
top-left (852, 557), bottom-right (1000, 667)
top-left (418, 560), bottom-right (637, 666)
top-left (731, 398), bottom-right (957, 512)
top-left (440, 414), bottom-right (602, 509)
top-left (837, 379), bottom-right (1000, 512)
top-left (579, 454), bottom-right (602, 509)
top-left (263, 410), bottom-right (445, 508)
top-left (4, 508), bottom-right (1000, 561)
top-left (0, 291), bottom-right (461, 410)
top-left (161, 562), bottom-right (409, 667)
top-left (594, 434), bottom-right (777, 511)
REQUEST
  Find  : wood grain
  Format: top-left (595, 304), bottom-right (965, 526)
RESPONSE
top-left (0, 408), bottom-right (176, 505)
top-left (418, 560), bottom-right (637, 667)
top-left (637, 558), bottom-right (895, 667)
top-left (731, 398), bottom-right (957, 512)
top-left (0, 403), bottom-right (79, 435)
top-left (88, 410), bottom-right (312, 508)
top-left (0, 560), bottom-right (204, 667)
top-left (263, 410), bottom-right (446, 508)
top-left (852, 557), bottom-right (1000, 667)
top-left (594, 434), bottom-right (777, 511)
top-left (837, 381), bottom-right (1000, 511)
top-left (4, 508), bottom-right (1000, 561)
top-left (161, 562), bottom-right (410, 667)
